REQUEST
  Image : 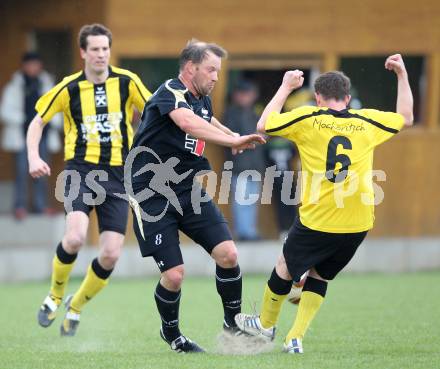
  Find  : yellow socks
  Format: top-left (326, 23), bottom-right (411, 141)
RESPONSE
top-left (70, 258), bottom-right (112, 313)
top-left (259, 269), bottom-right (294, 328)
top-left (260, 284), bottom-right (289, 328)
top-left (285, 289), bottom-right (325, 342)
top-left (49, 243), bottom-right (77, 305)
top-left (259, 271), bottom-right (328, 344)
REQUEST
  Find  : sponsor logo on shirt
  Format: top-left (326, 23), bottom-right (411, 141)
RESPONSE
top-left (201, 108), bottom-right (210, 120)
top-left (95, 86), bottom-right (107, 107)
top-left (184, 134), bottom-right (206, 156)
top-left (80, 112), bottom-right (123, 142)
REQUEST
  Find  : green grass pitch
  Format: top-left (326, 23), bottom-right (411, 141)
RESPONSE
top-left (1, 272), bottom-right (439, 369)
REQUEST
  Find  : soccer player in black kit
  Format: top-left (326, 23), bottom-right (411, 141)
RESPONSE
top-left (127, 39), bottom-right (265, 353)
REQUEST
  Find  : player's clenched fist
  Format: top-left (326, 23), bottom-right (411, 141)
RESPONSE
top-left (385, 54), bottom-right (407, 76)
top-left (29, 157), bottom-right (51, 178)
top-left (282, 70), bottom-right (304, 91)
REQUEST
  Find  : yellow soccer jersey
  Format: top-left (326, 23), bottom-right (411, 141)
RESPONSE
top-left (35, 66), bottom-right (151, 166)
top-left (265, 106), bottom-right (405, 233)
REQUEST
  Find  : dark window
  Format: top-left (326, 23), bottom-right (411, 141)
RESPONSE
top-left (120, 58), bottom-right (179, 93)
top-left (34, 29), bottom-right (73, 82)
top-left (340, 56), bottom-right (425, 123)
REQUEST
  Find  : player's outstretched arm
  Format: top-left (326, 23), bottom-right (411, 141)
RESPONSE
top-left (256, 70), bottom-right (304, 133)
top-left (169, 108), bottom-right (265, 149)
top-left (26, 114), bottom-right (51, 178)
top-left (211, 116), bottom-right (244, 155)
top-left (385, 54), bottom-right (414, 127)
top-left (210, 116), bottom-right (235, 136)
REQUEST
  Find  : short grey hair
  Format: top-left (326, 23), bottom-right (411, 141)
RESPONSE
top-left (179, 39), bottom-right (227, 71)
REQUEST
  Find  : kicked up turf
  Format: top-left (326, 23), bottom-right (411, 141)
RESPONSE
top-left (0, 272), bottom-right (439, 369)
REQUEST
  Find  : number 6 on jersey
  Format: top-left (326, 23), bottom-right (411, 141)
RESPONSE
top-left (325, 136), bottom-right (352, 183)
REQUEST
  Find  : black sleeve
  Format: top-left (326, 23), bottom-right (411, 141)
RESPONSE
top-left (155, 82), bottom-right (191, 116)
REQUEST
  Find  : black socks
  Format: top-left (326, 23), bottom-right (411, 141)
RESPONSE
top-left (268, 268), bottom-right (294, 295)
top-left (303, 276), bottom-right (328, 298)
top-left (154, 282), bottom-right (181, 341)
top-left (215, 264), bottom-right (242, 327)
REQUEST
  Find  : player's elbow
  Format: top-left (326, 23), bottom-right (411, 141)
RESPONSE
top-left (256, 121), bottom-right (266, 134)
top-left (402, 112), bottom-right (414, 127)
top-left (27, 115), bottom-right (44, 136)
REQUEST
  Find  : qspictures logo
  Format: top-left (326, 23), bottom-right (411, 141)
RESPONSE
top-left (54, 147), bottom-right (388, 229)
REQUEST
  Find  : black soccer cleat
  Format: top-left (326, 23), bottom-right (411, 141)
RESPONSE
top-left (160, 329), bottom-right (205, 353)
top-left (223, 321), bottom-right (250, 337)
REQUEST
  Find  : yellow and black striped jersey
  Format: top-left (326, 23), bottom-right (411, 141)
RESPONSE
top-left (265, 106), bottom-right (405, 233)
top-left (36, 66), bottom-right (151, 166)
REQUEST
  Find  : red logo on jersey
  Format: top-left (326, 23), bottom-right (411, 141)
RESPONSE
top-left (185, 134), bottom-right (206, 156)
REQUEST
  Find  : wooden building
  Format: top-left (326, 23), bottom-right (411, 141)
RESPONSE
top-left (0, 0), bottom-right (439, 240)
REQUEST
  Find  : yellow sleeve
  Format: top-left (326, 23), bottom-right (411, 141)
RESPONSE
top-left (35, 81), bottom-right (67, 124)
top-left (265, 105), bottom-right (317, 139)
top-left (358, 109), bottom-right (405, 146)
top-left (35, 72), bottom-right (82, 124)
top-left (128, 73), bottom-right (152, 112)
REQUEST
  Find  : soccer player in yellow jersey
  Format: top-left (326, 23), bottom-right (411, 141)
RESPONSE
top-left (235, 54), bottom-right (414, 353)
top-left (26, 24), bottom-right (151, 336)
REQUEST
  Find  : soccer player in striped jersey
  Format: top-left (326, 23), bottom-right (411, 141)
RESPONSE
top-left (27, 23), bottom-right (151, 336)
top-left (235, 54), bottom-right (413, 354)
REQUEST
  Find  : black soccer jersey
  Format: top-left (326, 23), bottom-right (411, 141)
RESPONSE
top-left (130, 78), bottom-right (213, 192)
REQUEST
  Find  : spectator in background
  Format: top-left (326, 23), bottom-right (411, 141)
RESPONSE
top-left (224, 80), bottom-right (264, 241)
top-left (265, 87), bottom-right (312, 240)
top-left (0, 52), bottom-right (61, 220)
top-left (264, 137), bottom-right (298, 239)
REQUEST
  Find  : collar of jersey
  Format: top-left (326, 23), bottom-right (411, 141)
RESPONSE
top-left (326, 108), bottom-right (350, 117)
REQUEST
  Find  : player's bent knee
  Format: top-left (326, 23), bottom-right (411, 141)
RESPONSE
top-left (162, 266), bottom-right (185, 290)
top-left (63, 232), bottom-right (86, 252)
top-left (212, 241), bottom-right (238, 267)
top-left (100, 248), bottom-right (122, 269)
top-left (276, 253), bottom-right (288, 269)
top-left (224, 247), bottom-right (238, 266)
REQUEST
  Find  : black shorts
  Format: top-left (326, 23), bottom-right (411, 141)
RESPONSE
top-left (63, 160), bottom-right (128, 235)
top-left (283, 217), bottom-right (368, 282)
top-left (131, 188), bottom-right (232, 272)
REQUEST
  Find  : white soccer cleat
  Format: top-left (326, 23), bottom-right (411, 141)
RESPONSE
top-left (283, 337), bottom-right (304, 354)
top-left (234, 313), bottom-right (276, 342)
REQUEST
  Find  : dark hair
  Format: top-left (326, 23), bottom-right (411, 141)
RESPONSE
top-left (78, 23), bottom-right (112, 50)
top-left (314, 71), bottom-right (351, 101)
top-left (234, 80), bottom-right (257, 93)
top-left (22, 51), bottom-right (42, 63)
top-left (179, 39), bottom-right (227, 71)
